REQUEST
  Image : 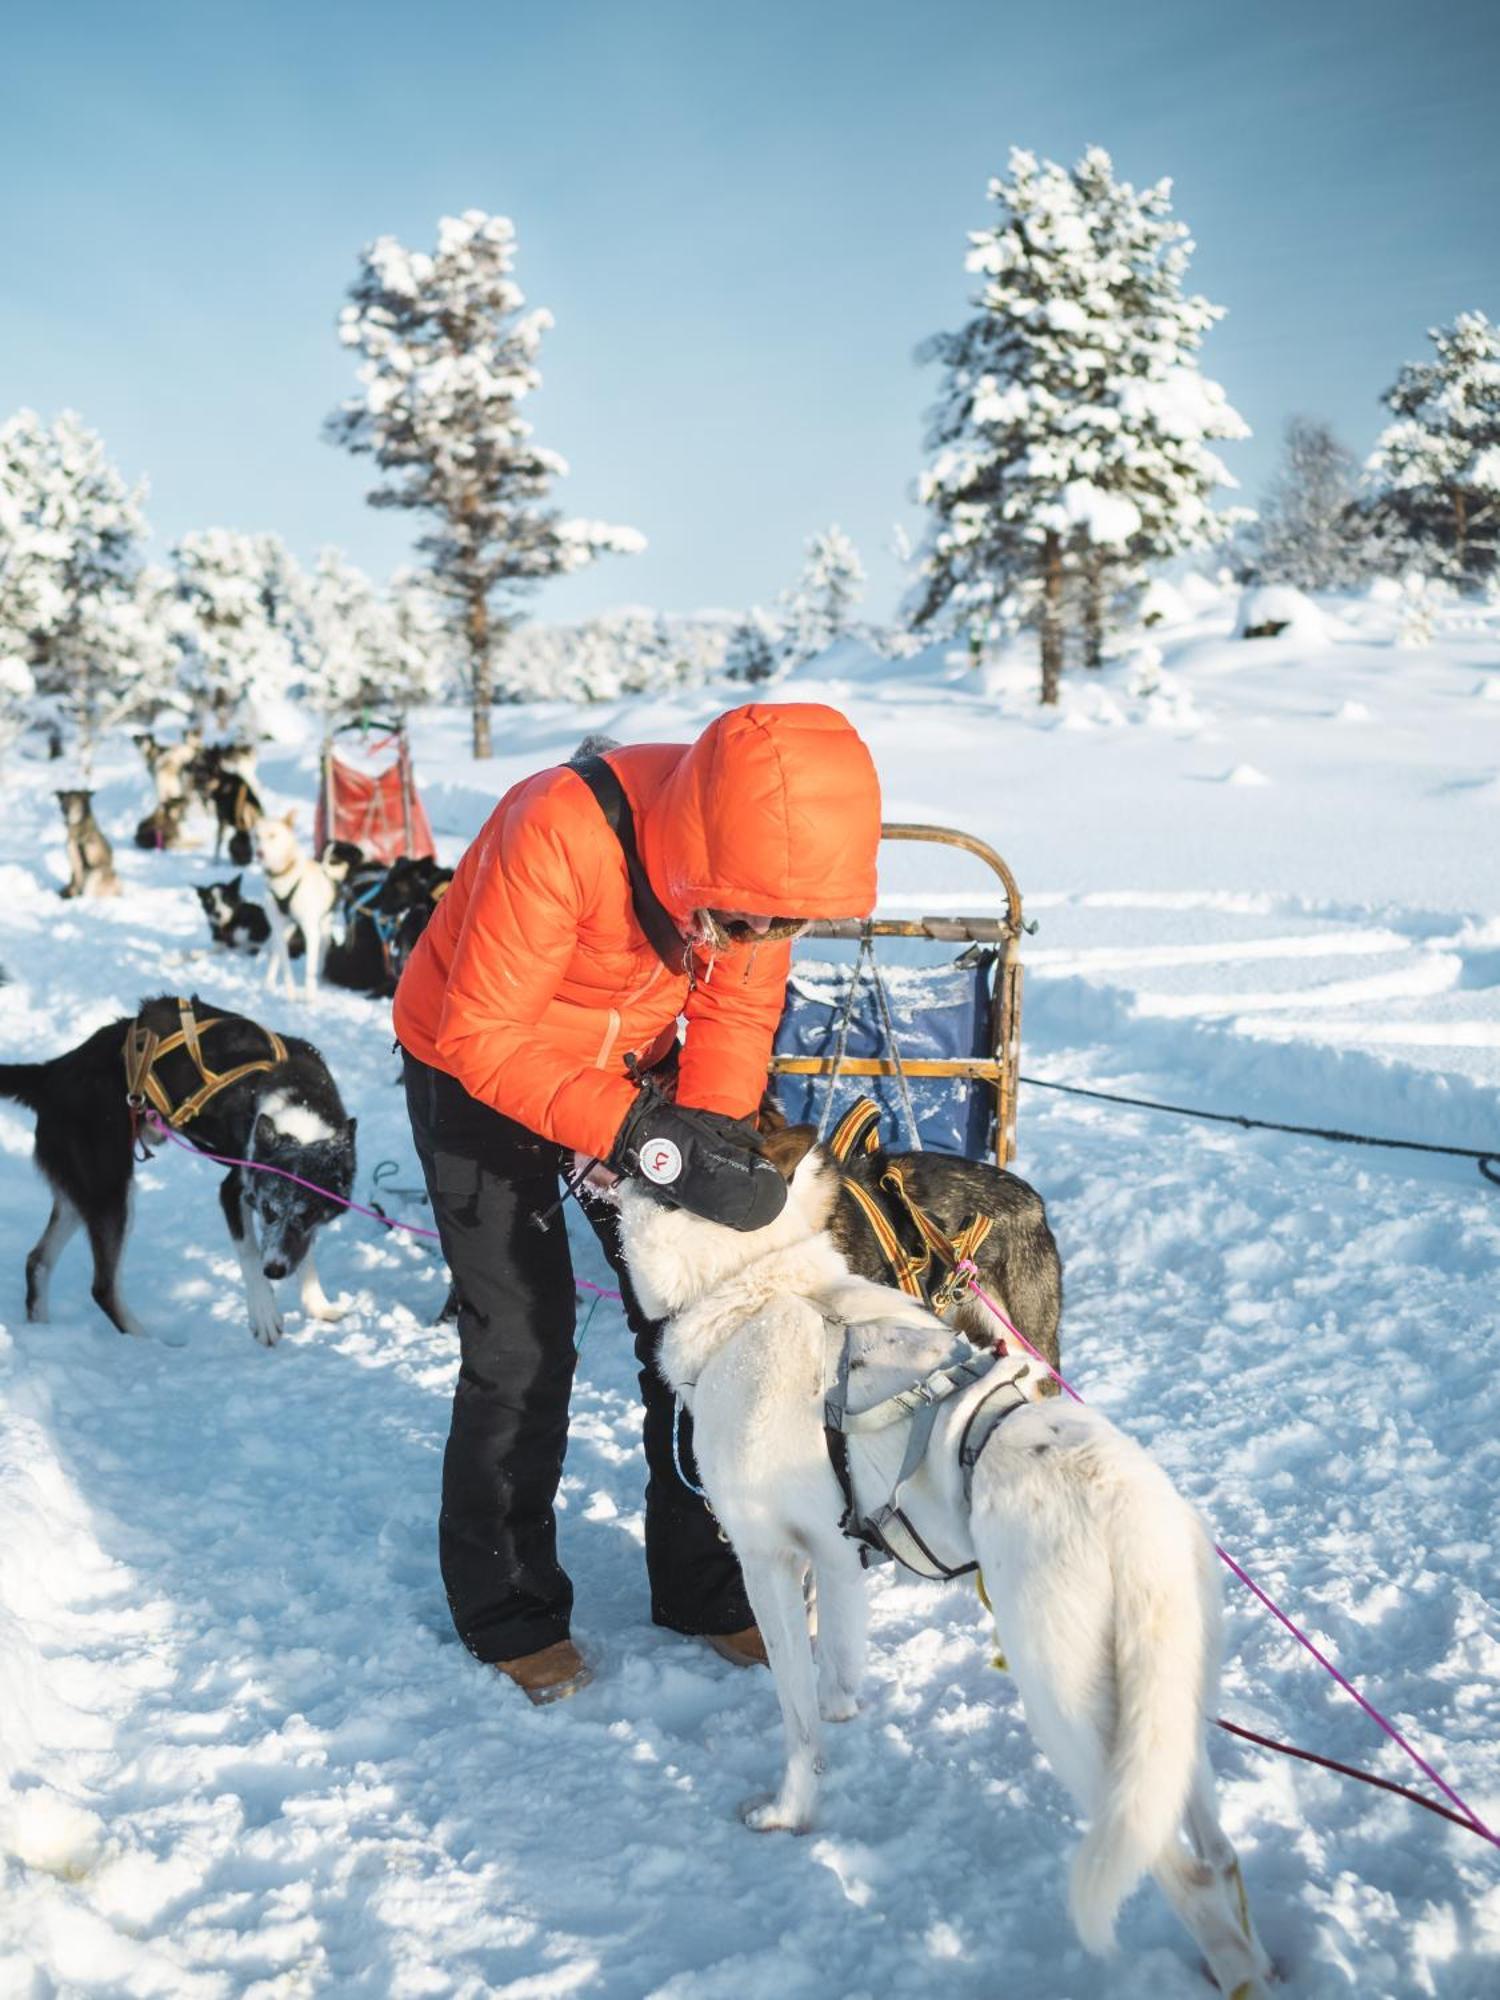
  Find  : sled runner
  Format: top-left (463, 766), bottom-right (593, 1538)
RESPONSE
top-left (770, 823), bottom-right (1026, 1166)
top-left (315, 720), bottom-right (436, 866)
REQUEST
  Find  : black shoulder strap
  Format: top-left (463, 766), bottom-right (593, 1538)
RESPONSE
top-left (568, 754), bottom-right (687, 974)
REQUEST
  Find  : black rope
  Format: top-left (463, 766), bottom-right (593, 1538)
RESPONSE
top-left (1214, 1717), bottom-right (1495, 1841)
top-left (1018, 1074), bottom-right (1500, 1184)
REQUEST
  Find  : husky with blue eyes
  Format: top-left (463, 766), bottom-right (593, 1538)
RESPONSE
top-left (0, 995), bottom-right (356, 1348)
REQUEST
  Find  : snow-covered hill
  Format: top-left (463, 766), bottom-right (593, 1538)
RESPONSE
top-left (2, 591), bottom-right (1497, 1996)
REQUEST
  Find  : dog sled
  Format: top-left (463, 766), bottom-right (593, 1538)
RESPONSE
top-left (770, 822), bottom-right (1026, 1168)
top-left (315, 720), bottom-right (436, 867)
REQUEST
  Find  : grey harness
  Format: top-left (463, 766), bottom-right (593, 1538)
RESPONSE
top-left (822, 1317), bottom-right (1032, 1581)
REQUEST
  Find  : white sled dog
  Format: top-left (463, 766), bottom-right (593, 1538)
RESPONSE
top-left (615, 1126), bottom-right (1273, 1998)
top-left (254, 813), bottom-right (346, 998)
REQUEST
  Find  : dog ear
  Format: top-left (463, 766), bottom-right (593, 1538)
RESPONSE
top-left (228, 873), bottom-right (241, 896)
top-left (756, 1088), bottom-right (789, 1135)
top-left (759, 1123), bottom-right (819, 1181)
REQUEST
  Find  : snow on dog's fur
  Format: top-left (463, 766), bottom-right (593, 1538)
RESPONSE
top-left (615, 1127), bottom-right (1273, 1998)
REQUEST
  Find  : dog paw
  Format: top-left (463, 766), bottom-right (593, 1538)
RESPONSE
top-left (819, 1692), bottom-right (859, 1724)
top-left (251, 1316), bottom-right (283, 1348)
top-left (740, 1795), bottom-right (812, 1835)
top-left (302, 1294), bottom-right (350, 1324)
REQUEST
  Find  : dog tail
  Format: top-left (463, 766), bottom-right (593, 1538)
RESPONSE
top-left (0, 1061), bottom-right (49, 1113)
top-left (1068, 1479), bottom-right (1217, 1955)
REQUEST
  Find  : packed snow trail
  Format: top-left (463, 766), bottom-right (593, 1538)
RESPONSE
top-left (2, 609), bottom-right (1498, 1995)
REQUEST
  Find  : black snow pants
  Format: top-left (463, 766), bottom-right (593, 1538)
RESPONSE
top-left (403, 1052), bottom-right (752, 1663)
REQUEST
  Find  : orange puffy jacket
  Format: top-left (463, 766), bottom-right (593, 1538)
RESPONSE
top-left (393, 703), bottom-right (882, 1158)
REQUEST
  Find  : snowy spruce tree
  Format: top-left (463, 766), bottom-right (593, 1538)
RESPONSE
top-left (782, 525), bottom-right (865, 663)
top-left (0, 409), bottom-right (172, 768)
top-left (1368, 312), bottom-right (1500, 589)
top-left (912, 148), bottom-right (1245, 700)
top-left (1240, 417), bottom-right (1381, 591)
top-left (328, 210), bottom-right (644, 756)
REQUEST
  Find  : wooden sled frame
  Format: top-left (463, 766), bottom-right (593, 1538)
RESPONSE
top-left (769, 822), bottom-right (1025, 1167)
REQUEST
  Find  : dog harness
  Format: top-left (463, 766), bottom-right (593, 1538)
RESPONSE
top-left (123, 997), bottom-right (288, 1131)
top-left (828, 1097), bottom-right (997, 1314)
top-left (822, 1314), bottom-right (1032, 1581)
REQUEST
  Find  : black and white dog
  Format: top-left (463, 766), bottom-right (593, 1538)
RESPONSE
top-left (194, 875), bottom-right (275, 954)
top-left (0, 996), bottom-right (356, 1346)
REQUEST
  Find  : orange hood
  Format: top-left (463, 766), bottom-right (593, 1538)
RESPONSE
top-left (640, 703), bottom-right (881, 920)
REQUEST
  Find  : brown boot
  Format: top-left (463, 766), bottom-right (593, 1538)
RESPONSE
top-left (494, 1638), bottom-right (594, 1706)
top-left (701, 1624), bottom-right (768, 1668)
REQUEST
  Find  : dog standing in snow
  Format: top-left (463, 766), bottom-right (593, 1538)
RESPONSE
top-left (0, 995), bottom-right (355, 1347)
top-left (255, 814), bottom-right (344, 997)
top-left (614, 1126), bottom-right (1273, 1999)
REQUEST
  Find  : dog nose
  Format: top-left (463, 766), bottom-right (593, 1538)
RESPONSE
top-left (263, 1259), bottom-right (289, 1281)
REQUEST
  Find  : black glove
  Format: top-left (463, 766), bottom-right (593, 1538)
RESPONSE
top-left (610, 1089), bottom-right (788, 1232)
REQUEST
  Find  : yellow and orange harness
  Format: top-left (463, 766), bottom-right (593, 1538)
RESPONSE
top-left (827, 1096), bottom-right (994, 1315)
top-left (123, 997), bottom-right (287, 1132)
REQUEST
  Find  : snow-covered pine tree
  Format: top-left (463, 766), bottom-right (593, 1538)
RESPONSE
top-left (328, 210), bottom-right (645, 756)
top-left (1368, 312), bottom-right (1500, 589)
top-left (0, 409), bottom-right (170, 769)
top-left (724, 607), bottom-right (786, 685)
top-left (1240, 416), bottom-right (1381, 590)
top-left (913, 150), bottom-right (1151, 701)
top-left (783, 525), bottom-right (865, 663)
top-left (1066, 148), bottom-right (1248, 665)
top-left (913, 149), bottom-right (1246, 698)
top-left (168, 528), bottom-right (304, 733)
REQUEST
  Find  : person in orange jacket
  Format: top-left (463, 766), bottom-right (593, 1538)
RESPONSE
top-left (395, 703), bottom-right (881, 1702)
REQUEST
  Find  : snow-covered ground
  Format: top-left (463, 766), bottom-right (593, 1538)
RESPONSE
top-left (2, 588), bottom-right (1498, 1997)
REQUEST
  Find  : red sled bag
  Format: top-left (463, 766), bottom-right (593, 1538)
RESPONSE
top-left (315, 732), bottom-right (435, 865)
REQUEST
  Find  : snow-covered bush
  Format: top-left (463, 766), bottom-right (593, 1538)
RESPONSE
top-left (1234, 583), bottom-right (1329, 644)
top-left (496, 609), bottom-right (731, 702)
top-left (166, 528), bottom-right (305, 732)
top-left (723, 607), bottom-right (787, 685)
top-left (329, 210), bottom-right (644, 755)
top-left (302, 553), bottom-right (453, 723)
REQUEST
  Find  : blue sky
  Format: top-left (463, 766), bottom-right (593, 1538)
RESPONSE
top-left (3, 0), bottom-right (1495, 621)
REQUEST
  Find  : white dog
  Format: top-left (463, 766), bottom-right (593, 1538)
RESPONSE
top-left (254, 813), bottom-right (343, 998)
top-left (614, 1127), bottom-right (1273, 1999)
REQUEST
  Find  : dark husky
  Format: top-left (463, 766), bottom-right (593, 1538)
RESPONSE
top-left (761, 1095), bottom-right (1062, 1370)
top-left (0, 996), bottom-right (356, 1346)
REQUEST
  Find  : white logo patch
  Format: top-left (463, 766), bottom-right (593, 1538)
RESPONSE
top-left (640, 1138), bottom-right (683, 1186)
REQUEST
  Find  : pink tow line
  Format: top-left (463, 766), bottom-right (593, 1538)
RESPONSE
top-left (954, 1258), bottom-right (1498, 1850)
top-left (143, 1110), bottom-right (624, 1303)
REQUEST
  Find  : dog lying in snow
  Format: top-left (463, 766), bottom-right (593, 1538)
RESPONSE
top-left (0, 995), bottom-right (355, 1346)
top-left (195, 875), bottom-right (275, 954)
top-left (614, 1126), bottom-right (1272, 1998)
